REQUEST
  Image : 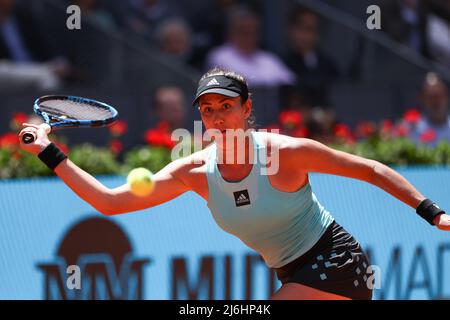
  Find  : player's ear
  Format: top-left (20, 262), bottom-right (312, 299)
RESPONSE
top-left (242, 98), bottom-right (252, 118)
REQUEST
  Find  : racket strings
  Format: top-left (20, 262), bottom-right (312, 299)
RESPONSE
top-left (40, 100), bottom-right (113, 121)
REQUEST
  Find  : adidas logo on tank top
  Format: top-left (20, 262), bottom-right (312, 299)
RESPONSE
top-left (233, 189), bottom-right (251, 207)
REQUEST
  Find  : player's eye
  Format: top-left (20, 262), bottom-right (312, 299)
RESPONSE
top-left (222, 103), bottom-right (231, 110)
top-left (202, 107), bottom-right (212, 115)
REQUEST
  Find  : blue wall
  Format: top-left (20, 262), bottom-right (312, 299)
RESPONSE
top-left (1, 168), bottom-right (450, 300)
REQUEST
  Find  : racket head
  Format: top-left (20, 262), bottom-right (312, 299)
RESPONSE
top-left (34, 95), bottom-right (119, 128)
top-left (22, 95), bottom-right (119, 144)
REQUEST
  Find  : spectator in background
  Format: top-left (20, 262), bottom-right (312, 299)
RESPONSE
top-left (283, 6), bottom-right (339, 107)
top-left (409, 73), bottom-right (450, 146)
top-left (155, 18), bottom-right (202, 70)
top-left (121, 0), bottom-right (180, 41)
top-left (72, 0), bottom-right (116, 31)
top-left (425, 0), bottom-right (450, 69)
top-left (0, 0), bottom-right (69, 90)
top-left (205, 6), bottom-right (295, 88)
top-left (144, 85), bottom-right (192, 149)
top-left (427, 15), bottom-right (450, 70)
top-left (205, 5), bottom-right (295, 126)
top-left (38, 0), bottom-right (118, 84)
top-left (0, 0), bottom-right (49, 62)
top-left (306, 108), bottom-right (337, 145)
top-left (181, 0), bottom-right (261, 69)
top-left (153, 86), bottom-right (189, 132)
top-left (380, 0), bottom-right (428, 56)
top-left (380, 0), bottom-right (450, 68)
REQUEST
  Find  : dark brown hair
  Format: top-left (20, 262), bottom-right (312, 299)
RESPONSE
top-left (199, 67), bottom-right (257, 129)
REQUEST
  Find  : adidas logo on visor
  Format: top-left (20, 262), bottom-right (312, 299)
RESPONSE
top-left (206, 78), bottom-right (220, 86)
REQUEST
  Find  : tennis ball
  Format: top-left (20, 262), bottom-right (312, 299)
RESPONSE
top-left (127, 167), bottom-right (154, 197)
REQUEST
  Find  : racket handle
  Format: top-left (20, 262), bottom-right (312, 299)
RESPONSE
top-left (22, 132), bottom-right (36, 144)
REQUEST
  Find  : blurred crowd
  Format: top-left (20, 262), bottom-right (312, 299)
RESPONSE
top-left (1, 0), bottom-right (450, 149)
top-left (379, 0), bottom-right (450, 69)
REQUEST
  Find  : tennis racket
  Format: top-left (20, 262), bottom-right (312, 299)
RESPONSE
top-left (22, 95), bottom-right (119, 144)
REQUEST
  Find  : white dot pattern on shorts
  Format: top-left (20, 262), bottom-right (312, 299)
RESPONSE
top-left (317, 255), bottom-right (324, 261)
top-left (320, 273), bottom-right (327, 280)
top-left (354, 280), bottom-right (359, 287)
top-left (312, 263), bottom-right (318, 270)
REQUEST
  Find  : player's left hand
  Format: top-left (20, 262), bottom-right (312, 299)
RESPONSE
top-left (433, 213), bottom-right (450, 231)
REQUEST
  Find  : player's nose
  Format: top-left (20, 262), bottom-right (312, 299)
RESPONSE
top-left (213, 120), bottom-right (224, 127)
top-left (213, 114), bottom-right (224, 126)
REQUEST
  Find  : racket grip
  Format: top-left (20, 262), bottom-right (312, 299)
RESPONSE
top-left (22, 132), bottom-right (36, 144)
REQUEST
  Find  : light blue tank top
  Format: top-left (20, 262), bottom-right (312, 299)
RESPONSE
top-left (206, 131), bottom-right (334, 268)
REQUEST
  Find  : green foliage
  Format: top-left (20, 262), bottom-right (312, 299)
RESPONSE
top-left (433, 141), bottom-right (450, 165)
top-left (333, 137), bottom-right (439, 166)
top-left (122, 146), bottom-right (172, 174)
top-left (0, 148), bottom-right (52, 179)
top-left (68, 144), bottom-right (122, 175)
top-left (1, 137), bottom-right (450, 179)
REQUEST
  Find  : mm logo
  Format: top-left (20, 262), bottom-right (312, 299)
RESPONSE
top-left (38, 217), bottom-right (150, 300)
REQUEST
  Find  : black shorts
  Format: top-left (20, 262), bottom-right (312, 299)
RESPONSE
top-left (272, 220), bottom-right (373, 300)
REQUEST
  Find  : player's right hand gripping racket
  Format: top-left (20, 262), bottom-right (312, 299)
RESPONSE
top-left (22, 95), bottom-right (119, 144)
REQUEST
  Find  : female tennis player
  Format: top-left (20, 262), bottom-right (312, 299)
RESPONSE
top-left (19, 67), bottom-right (450, 300)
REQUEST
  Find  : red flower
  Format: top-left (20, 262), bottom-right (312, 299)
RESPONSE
top-left (403, 109), bottom-right (421, 124)
top-left (334, 123), bottom-right (352, 138)
top-left (156, 121), bottom-right (170, 132)
top-left (144, 128), bottom-right (175, 149)
top-left (109, 120), bottom-right (128, 136)
top-left (10, 112), bottom-right (28, 131)
top-left (381, 120), bottom-right (393, 133)
top-left (291, 126), bottom-right (310, 138)
top-left (356, 121), bottom-right (376, 138)
top-left (0, 132), bottom-right (19, 149)
top-left (379, 120), bottom-right (393, 139)
top-left (420, 129), bottom-right (437, 144)
top-left (334, 123), bottom-right (355, 145)
top-left (144, 121), bottom-right (176, 149)
top-left (12, 112), bottom-right (28, 125)
top-left (109, 139), bottom-right (123, 154)
top-left (394, 123), bottom-right (410, 137)
top-left (145, 129), bottom-right (161, 145)
top-left (161, 134), bottom-right (176, 149)
top-left (279, 111), bottom-right (302, 129)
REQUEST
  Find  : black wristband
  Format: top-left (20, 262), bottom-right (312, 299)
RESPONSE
top-left (38, 143), bottom-right (67, 171)
top-left (416, 199), bottom-right (445, 225)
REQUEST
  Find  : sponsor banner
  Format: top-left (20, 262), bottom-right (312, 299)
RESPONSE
top-left (0, 168), bottom-right (449, 300)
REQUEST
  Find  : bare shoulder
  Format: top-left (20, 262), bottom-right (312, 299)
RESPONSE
top-left (254, 131), bottom-right (285, 146)
top-left (255, 131), bottom-right (378, 179)
top-left (255, 132), bottom-right (336, 170)
top-left (164, 144), bottom-right (211, 180)
top-left (255, 131), bottom-right (311, 151)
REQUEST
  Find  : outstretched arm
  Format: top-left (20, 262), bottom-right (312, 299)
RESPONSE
top-left (19, 123), bottom-right (190, 216)
top-left (286, 138), bottom-right (450, 230)
top-left (54, 157), bottom-right (190, 215)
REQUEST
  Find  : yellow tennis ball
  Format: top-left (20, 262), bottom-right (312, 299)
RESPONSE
top-left (127, 167), bottom-right (154, 197)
